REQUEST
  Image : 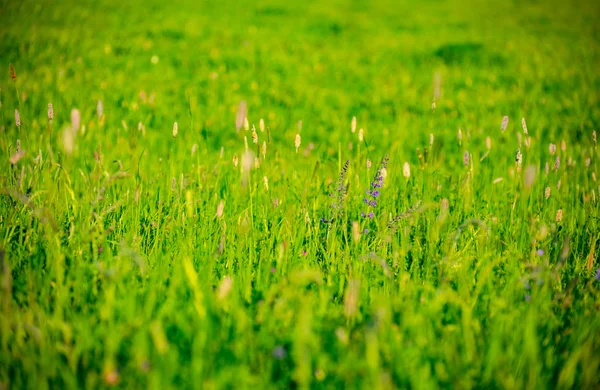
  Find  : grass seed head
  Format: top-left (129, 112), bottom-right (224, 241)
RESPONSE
top-left (351, 116), bottom-right (356, 133)
top-left (216, 200), bottom-right (224, 218)
top-left (14, 109), bottom-right (20, 128)
top-left (545, 187), bottom-right (551, 199)
top-left (71, 109), bottom-right (80, 133)
top-left (263, 176), bottom-right (269, 191)
top-left (501, 116), bottom-right (509, 132)
top-left (366, 159), bottom-right (372, 169)
top-left (259, 118), bottom-right (265, 132)
top-left (549, 143), bottom-right (557, 155)
top-left (48, 103), bottom-right (53, 121)
top-left (463, 151), bottom-right (470, 167)
top-left (295, 133), bottom-right (301, 153)
top-left (244, 117), bottom-right (249, 131)
top-left (9, 64), bottom-right (16, 81)
top-left (430, 133), bottom-right (434, 147)
top-left (458, 128), bottom-right (463, 145)
top-left (486, 136), bottom-right (492, 150)
top-left (561, 140), bottom-right (566, 152)
top-left (252, 126), bottom-right (258, 144)
top-left (521, 118), bottom-right (528, 134)
top-left (97, 100), bottom-right (103, 118)
top-left (556, 209), bottom-right (563, 222)
top-left (172, 122), bottom-right (178, 138)
top-left (358, 128), bottom-right (364, 142)
top-left (236, 101), bottom-right (247, 130)
top-left (403, 162), bottom-right (410, 179)
top-left (261, 141), bottom-right (267, 159)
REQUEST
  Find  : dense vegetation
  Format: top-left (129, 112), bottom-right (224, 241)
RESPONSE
top-left (1, 0), bottom-right (599, 388)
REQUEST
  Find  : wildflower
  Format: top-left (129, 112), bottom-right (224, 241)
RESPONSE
top-left (430, 133), bottom-right (434, 147)
top-left (362, 156), bottom-right (389, 220)
top-left (458, 128), bottom-right (463, 145)
top-left (549, 143), bottom-right (556, 155)
top-left (263, 176), bottom-right (269, 191)
top-left (295, 133), bottom-right (301, 153)
top-left (351, 116), bottom-right (356, 133)
top-left (536, 249), bottom-right (544, 256)
top-left (359, 128), bottom-right (364, 142)
top-left (501, 116), bottom-right (509, 132)
top-left (486, 136), bottom-right (492, 150)
top-left (71, 109), bottom-right (81, 133)
top-left (14, 109), bottom-right (20, 128)
top-left (556, 209), bottom-right (563, 222)
top-left (403, 162), bottom-right (410, 179)
top-left (9, 64), bottom-right (16, 81)
top-left (463, 151), bottom-right (470, 167)
top-left (545, 187), bottom-right (551, 199)
top-left (521, 118), bottom-right (528, 134)
top-left (259, 118), bottom-right (265, 132)
top-left (596, 268), bottom-right (600, 281)
top-left (104, 370), bottom-right (120, 386)
top-left (172, 122), bottom-right (178, 138)
top-left (97, 100), bottom-right (103, 118)
top-left (48, 103), bottom-right (53, 121)
top-left (235, 100), bottom-right (247, 130)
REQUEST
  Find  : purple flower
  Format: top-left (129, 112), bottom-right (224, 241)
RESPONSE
top-left (536, 249), bottom-right (544, 256)
top-left (363, 228), bottom-right (369, 234)
top-left (595, 268), bottom-right (600, 281)
top-left (525, 294), bottom-right (531, 302)
top-left (367, 212), bottom-right (374, 219)
top-left (371, 190), bottom-right (380, 197)
top-left (273, 346), bottom-right (286, 360)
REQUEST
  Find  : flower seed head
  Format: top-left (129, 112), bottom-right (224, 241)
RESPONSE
top-left (48, 103), bottom-right (53, 121)
top-left (172, 122), bottom-right (178, 138)
top-left (556, 209), bottom-right (563, 222)
top-left (261, 141), bottom-right (267, 159)
top-left (358, 128), bottom-right (364, 142)
top-left (545, 187), bottom-right (551, 199)
top-left (251, 126), bottom-right (258, 144)
top-left (14, 109), bottom-right (20, 128)
top-left (521, 118), bottom-right (528, 134)
top-left (463, 151), bottom-right (470, 167)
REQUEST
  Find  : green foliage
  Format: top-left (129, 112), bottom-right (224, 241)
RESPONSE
top-left (1, 0), bottom-right (600, 388)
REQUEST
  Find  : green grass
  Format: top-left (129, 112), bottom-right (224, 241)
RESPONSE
top-left (1, 0), bottom-right (600, 388)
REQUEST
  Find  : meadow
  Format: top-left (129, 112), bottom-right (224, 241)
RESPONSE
top-left (1, 0), bottom-right (600, 388)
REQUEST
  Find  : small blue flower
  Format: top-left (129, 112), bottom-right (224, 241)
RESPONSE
top-left (536, 249), bottom-right (544, 256)
top-left (595, 268), bottom-right (600, 281)
top-left (364, 228), bottom-right (369, 234)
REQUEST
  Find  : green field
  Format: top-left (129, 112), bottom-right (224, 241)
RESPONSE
top-left (1, 0), bottom-right (600, 388)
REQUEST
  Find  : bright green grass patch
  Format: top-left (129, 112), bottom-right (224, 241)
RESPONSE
top-left (1, 0), bottom-right (600, 388)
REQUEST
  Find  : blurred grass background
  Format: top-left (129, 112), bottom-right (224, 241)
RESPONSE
top-left (1, 0), bottom-right (600, 389)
